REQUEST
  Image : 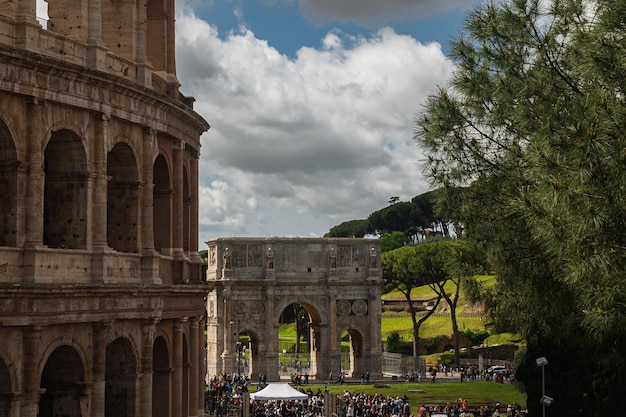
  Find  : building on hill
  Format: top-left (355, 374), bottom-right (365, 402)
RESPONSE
top-left (0, 1), bottom-right (209, 416)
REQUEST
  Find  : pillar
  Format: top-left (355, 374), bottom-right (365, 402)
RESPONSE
top-left (91, 322), bottom-right (111, 417)
top-left (86, 0), bottom-right (108, 70)
top-left (172, 319), bottom-right (185, 417)
top-left (135, 0), bottom-right (152, 86)
top-left (22, 98), bottom-right (46, 282)
top-left (263, 286), bottom-right (279, 381)
top-left (140, 320), bottom-right (156, 417)
top-left (23, 98), bottom-right (45, 247)
top-left (197, 317), bottom-right (207, 414)
top-left (15, 0), bottom-right (39, 51)
top-left (21, 326), bottom-right (43, 417)
top-left (141, 127), bottom-right (160, 284)
top-left (92, 113), bottom-right (110, 249)
top-left (171, 141), bottom-right (185, 257)
top-left (189, 318), bottom-right (199, 417)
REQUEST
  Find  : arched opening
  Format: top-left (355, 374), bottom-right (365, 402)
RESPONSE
top-left (43, 129), bottom-right (88, 249)
top-left (277, 302), bottom-right (322, 382)
top-left (152, 336), bottom-right (170, 417)
top-left (0, 120), bottom-right (17, 247)
top-left (341, 329), bottom-right (364, 378)
top-left (107, 142), bottom-right (139, 252)
top-left (153, 154), bottom-right (171, 254)
top-left (0, 355), bottom-right (13, 416)
top-left (39, 345), bottom-right (85, 417)
top-left (105, 338), bottom-right (137, 417)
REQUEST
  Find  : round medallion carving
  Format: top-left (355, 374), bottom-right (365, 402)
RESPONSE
top-left (352, 299), bottom-right (368, 316)
top-left (249, 300), bottom-right (265, 317)
top-left (232, 301), bottom-right (246, 317)
top-left (337, 300), bottom-right (351, 316)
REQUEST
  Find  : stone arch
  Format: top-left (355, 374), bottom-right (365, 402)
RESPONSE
top-left (206, 238), bottom-right (384, 383)
top-left (153, 153), bottom-right (171, 254)
top-left (105, 337), bottom-right (138, 417)
top-left (339, 327), bottom-right (365, 378)
top-left (38, 345), bottom-right (86, 417)
top-left (152, 335), bottom-right (170, 417)
top-left (274, 300), bottom-right (324, 379)
top-left (43, 128), bottom-right (89, 249)
top-left (107, 142), bottom-right (140, 252)
top-left (0, 117), bottom-right (18, 247)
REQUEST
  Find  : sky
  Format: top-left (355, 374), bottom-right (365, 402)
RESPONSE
top-left (37, 0), bottom-right (483, 245)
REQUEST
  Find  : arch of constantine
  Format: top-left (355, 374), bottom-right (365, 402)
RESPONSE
top-left (205, 238), bottom-right (384, 381)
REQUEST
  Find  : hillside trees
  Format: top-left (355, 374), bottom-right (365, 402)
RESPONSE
top-left (414, 0), bottom-right (626, 415)
top-left (382, 239), bottom-right (485, 367)
top-left (325, 190), bottom-right (448, 243)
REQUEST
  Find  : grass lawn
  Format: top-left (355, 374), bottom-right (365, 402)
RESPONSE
top-left (250, 381), bottom-right (526, 411)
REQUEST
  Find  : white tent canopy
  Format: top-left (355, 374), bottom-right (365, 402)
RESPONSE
top-left (249, 383), bottom-right (308, 401)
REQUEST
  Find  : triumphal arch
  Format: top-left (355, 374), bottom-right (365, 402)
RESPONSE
top-left (205, 238), bottom-right (384, 381)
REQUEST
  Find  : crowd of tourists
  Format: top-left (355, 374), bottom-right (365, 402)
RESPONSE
top-left (205, 373), bottom-right (525, 417)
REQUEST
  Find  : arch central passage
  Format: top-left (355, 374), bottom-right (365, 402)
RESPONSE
top-left (205, 237), bottom-right (383, 381)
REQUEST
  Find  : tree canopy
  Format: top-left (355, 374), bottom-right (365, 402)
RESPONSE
top-left (382, 239), bottom-right (485, 364)
top-left (325, 190), bottom-right (449, 243)
top-left (414, 0), bottom-right (626, 415)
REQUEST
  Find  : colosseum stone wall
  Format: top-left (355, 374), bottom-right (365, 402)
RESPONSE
top-left (0, 1), bottom-right (209, 416)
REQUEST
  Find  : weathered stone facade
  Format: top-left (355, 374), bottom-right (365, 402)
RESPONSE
top-left (0, 1), bottom-right (209, 417)
top-left (206, 238), bottom-right (384, 381)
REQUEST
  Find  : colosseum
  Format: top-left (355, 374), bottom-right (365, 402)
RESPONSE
top-left (0, 1), bottom-right (209, 416)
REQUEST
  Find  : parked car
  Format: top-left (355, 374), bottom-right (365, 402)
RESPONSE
top-left (487, 365), bottom-right (506, 374)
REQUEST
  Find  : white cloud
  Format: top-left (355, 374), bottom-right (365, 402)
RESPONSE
top-left (30, 0), bottom-right (573, 245)
top-left (31, 0), bottom-right (454, 243)
top-left (176, 3), bottom-right (455, 243)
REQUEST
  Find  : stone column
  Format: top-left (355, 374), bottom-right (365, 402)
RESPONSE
top-left (91, 322), bottom-right (111, 416)
top-left (92, 112), bottom-right (110, 250)
top-left (21, 326), bottom-right (44, 417)
top-left (141, 127), bottom-right (161, 284)
top-left (327, 291), bottom-right (342, 379)
top-left (189, 153), bottom-right (200, 256)
top-left (15, 0), bottom-right (39, 51)
top-left (188, 152), bottom-right (203, 282)
top-left (140, 320), bottom-right (157, 417)
top-left (171, 141), bottom-right (185, 257)
top-left (189, 318), bottom-right (200, 417)
top-left (134, 0), bottom-right (152, 86)
top-left (172, 319), bottom-right (185, 417)
top-left (220, 294), bottom-right (235, 375)
top-left (86, 0), bottom-right (108, 70)
top-left (172, 141), bottom-right (188, 284)
top-left (165, 0), bottom-right (177, 75)
top-left (198, 317), bottom-right (207, 414)
top-left (263, 286), bottom-right (279, 381)
top-left (368, 273), bottom-right (384, 379)
top-left (22, 98), bottom-right (46, 282)
top-left (23, 98), bottom-right (45, 248)
top-left (15, 160), bottom-right (29, 248)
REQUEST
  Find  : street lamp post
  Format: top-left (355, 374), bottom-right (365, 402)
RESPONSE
top-left (536, 357), bottom-right (552, 417)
